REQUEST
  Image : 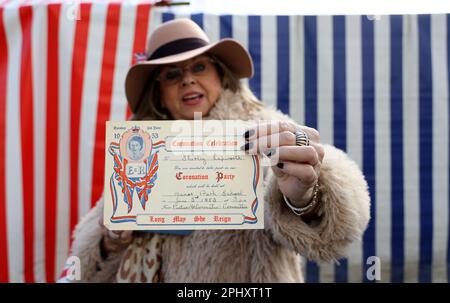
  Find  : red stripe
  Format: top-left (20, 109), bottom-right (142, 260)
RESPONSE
top-left (19, 5), bottom-right (35, 283)
top-left (126, 3), bottom-right (151, 120)
top-left (0, 7), bottom-right (10, 283)
top-left (69, 3), bottom-right (92, 244)
top-left (44, 3), bottom-right (61, 283)
top-left (90, 3), bottom-right (121, 207)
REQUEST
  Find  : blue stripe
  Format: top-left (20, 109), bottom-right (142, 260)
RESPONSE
top-left (303, 15), bottom-right (320, 283)
top-left (390, 15), bottom-right (405, 283)
top-left (333, 15), bottom-right (348, 283)
top-left (333, 15), bottom-right (347, 151)
top-left (162, 12), bottom-right (174, 23)
top-left (304, 16), bottom-right (318, 129)
top-left (248, 16), bottom-right (261, 99)
top-left (361, 15), bottom-right (376, 283)
top-left (306, 260), bottom-right (319, 283)
top-left (418, 14), bottom-right (433, 283)
top-left (191, 13), bottom-right (204, 29)
top-left (277, 16), bottom-right (290, 114)
top-left (220, 15), bottom-right (233, 39)
top-left (447, 14), bottom-right (450, 283)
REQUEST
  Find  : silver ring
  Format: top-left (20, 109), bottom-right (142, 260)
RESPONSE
top-left (295, 130), bottom-right (310, 146)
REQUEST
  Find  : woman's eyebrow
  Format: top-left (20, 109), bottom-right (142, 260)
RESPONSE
top-left (165, 57), bottom-right (206, 69)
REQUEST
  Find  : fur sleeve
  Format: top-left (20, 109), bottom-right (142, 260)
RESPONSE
top-left (264, 144), bottom-right (371, 263)
top-left (69, 198), bottom-right (125, 282)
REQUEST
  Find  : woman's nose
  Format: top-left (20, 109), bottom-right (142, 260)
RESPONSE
top-left (181, 70), bottom-right (196, 86)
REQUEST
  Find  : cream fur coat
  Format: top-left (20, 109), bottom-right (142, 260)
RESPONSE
top-left (70, 88), bottom-right (371, 283)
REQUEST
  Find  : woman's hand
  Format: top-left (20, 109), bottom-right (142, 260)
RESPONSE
top-left (243, 121), bottom-right (324, 208)
top-left (98, 218), bottom-right (133, 258)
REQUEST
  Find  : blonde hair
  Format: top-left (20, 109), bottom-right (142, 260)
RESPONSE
top-left (130, 54), bottom-right (263, 121)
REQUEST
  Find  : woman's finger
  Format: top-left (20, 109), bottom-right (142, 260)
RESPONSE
top-left (245, 134), bottom-right (323, 163)
top-left (315, 143), bottom-right (325, 163)
top-left (276, 162), bottom-right (318, 186)
top-left (254, 131), bottom-right (295, 152)
top-left (242, 132), bottom-right (294, 154)
top-left (275, 146), bottom-right (320, 166)
top-left (271, 162), bottom-right (285, 178)
top-left (244, 121), bottom-right (320, 143)
top-left (244, 121), bottom-right (295, 140)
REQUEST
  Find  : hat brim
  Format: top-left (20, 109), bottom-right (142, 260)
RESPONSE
top-left (125, 38), bottom-right (254, 114)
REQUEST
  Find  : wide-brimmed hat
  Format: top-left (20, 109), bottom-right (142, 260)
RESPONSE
top-left (125, 18), bottom-right (254, 114)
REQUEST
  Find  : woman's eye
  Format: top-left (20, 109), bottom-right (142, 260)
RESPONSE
top-left (165, 69), bottom-right (181, 80)
top-left (192, 63), bottom-right (206, 73)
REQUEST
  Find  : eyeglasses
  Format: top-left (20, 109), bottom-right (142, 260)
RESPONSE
top-left (156, 57), bottom-right (216, 86)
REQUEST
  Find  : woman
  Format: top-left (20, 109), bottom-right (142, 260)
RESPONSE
top-left (70, 18), bottom-right (370, 283)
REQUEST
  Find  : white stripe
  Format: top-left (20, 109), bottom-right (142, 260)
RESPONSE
top-left (347, 242), bottom-right (364, 282)
top-left (31, 1), bottom-right (47, 283)
top-left (78, 2), bottom-right (107, 219)
top-left (316, 15), bottom-right (333, 145)
top-left (291, 25), bottom-right (306, 280)
top-left (203, 13), bottom-right (219, 43)
top-left (403, 14), bottom-right (420, 283)
top-left (316, 15), bottom-right (335, 281)
top-left (345, 16), bottom-right (363, 169)
top-left (345, 15), bottom-right (364, 283)
top-left (299, 256), bottom-right (307, 282)
top-left (55, 1), bottom-right (76, 280)
top-left (4, 5), bottom-right (24, 282)
top-left (289, 16), bottom-right (304, 125)
top-left (374, 15), bottom-right (391, 283)
top-left (173, 12), bottom-right (188, 20)
top-left (261, 15), bottom-right (277, 109)
top-left (148, 9), bottom-right (162, 45)
top-left (431, 14), bottom-right (449, 283)
top-left (109, 2), bottom-right (136, 122)
top-left (232, 15), bottom-right (249, 87)
top-left (319, 261), bottom-right (335, 283)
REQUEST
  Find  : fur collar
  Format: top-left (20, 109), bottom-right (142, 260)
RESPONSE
top-left (204, 89), bottom-right (258, 120)
top-left (205, 88), bottom-right (289, 123)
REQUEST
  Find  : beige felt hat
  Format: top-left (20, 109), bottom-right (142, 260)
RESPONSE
top-left (125, 18), bottom-right (254, 114)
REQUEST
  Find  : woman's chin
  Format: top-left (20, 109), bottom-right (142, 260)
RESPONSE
top-left (179, 101), bottom-right (212, 119)
top-left (180, 108), bottom-right (211, 120)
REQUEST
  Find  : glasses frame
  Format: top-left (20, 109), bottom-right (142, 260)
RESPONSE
top-left (155, 56), bottom-right (217, 86)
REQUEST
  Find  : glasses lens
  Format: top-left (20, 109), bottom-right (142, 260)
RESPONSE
top-left (191, 61), bottom-right (207, 74)
top-left (162, 68), bottom-right (182, 83)
top-left (158, 58), bottom-right (212, 84)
